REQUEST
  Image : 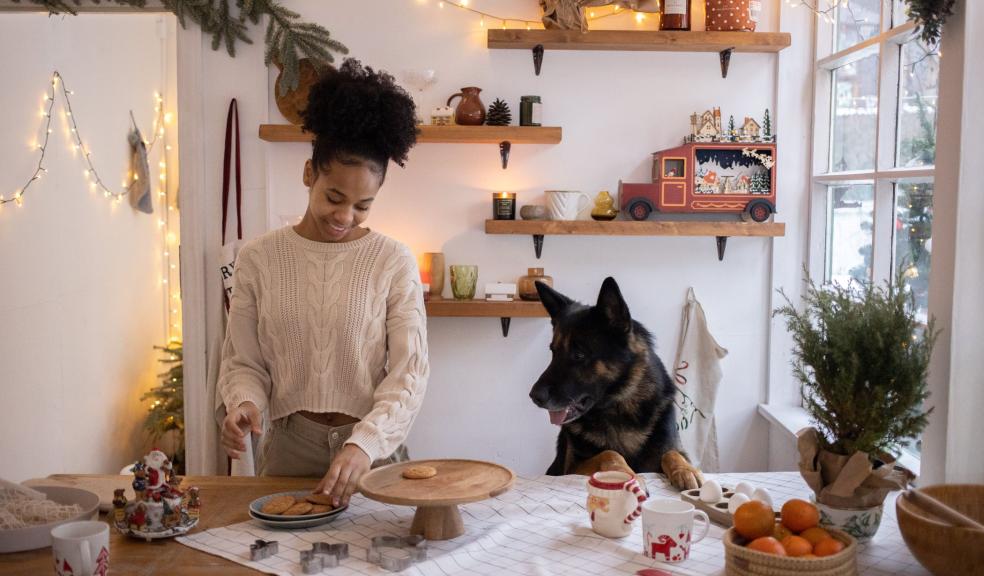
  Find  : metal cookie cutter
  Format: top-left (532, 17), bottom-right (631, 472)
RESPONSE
top-left (367, 535), bottom-right (428, 572)
top-left (300, 542), bottom-right (349, 573)
top-left (249, 539), bottom-right (279, 561)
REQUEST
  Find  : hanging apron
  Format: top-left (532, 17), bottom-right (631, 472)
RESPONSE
top-left (205, 99), bottom-right (258, 476)
top-left (672, 288), bottom-right (728, 472)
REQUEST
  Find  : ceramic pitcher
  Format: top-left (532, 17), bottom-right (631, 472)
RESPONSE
top-left (546, 190), bottom-right (591, 221)
top-left (446, 87), bottom-right (485, 126)
top-left (586, 471), bottom-right (647, 538)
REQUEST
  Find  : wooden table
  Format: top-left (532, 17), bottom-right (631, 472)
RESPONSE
top-left (0, 475), bottom-right (315, 575)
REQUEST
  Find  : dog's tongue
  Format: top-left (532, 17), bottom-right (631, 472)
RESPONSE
top-left (548, 408), bottom-right (568, 426)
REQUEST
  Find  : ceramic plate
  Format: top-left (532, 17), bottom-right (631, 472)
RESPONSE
top-left (247, 507), bottom-right (346, 529)
top-left (248, 491), bottom-right (344, 521)
top-left (0, 486), bottom-right (100, 554)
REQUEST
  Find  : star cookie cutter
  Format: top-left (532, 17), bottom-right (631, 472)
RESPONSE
top-left (249, 539), bottom-right (279, 561)
top-left (367, 535), bottom-right (428, 571)
top-left (299, 542), bottom-right (349, 573)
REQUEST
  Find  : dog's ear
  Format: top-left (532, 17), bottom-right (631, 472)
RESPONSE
top-left (596, 277), bottom-right (631, 332)
top-left (536, 281), bottom-right (573, 319)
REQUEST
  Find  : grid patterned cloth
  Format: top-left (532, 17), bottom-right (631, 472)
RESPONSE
top-left (177, 472), bottom-right (929, 575)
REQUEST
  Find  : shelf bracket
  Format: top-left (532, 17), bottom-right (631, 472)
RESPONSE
top-left (716, 236), bottom-right (728, 261)
top-left (500, 317), bottom-right (512, 337)
top-left (533, 234), bottom-right (544, 259)
top-left (719, 47), bottom-right (734, 78)
top-left (499, 140), bottom-right (511, 169)
top-left (533, 44), bottom-right (544, 75)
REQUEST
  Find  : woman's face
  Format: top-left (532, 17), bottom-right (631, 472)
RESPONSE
top-left (301, 158), bottom-right (383, 242)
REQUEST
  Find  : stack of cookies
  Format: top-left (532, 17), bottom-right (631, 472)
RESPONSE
top-left (260, 493), bottom-right (335, 517)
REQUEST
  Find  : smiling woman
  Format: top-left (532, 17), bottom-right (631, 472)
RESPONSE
top-left (217, 58), bottom-right (429, 508)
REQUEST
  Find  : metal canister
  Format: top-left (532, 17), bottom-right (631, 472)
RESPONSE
top-left (520, 95), bottom-right (542, 126)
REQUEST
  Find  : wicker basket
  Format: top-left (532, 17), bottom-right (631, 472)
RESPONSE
top-left (723, 527), bottom-right (858, 576)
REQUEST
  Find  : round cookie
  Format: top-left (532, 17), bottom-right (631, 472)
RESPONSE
top-left (310, 504), bottom-right (332, 514)
top-left (283, 501), bottom-right (314, 516)
top-left (305, 493), bottom-right (334, 506)
top-left (402, 465), bottom-right (438, 480)
top-left (260, 494), bottom-right (296, 515)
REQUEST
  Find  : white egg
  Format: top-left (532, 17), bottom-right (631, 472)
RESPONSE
top-left (728, 492), bottom-right (751, 515)
top-left (735, 481), bottom-right (755, 497)
top-left (699, 479), bottom-right (723, 503)
top-left (752, 487), bottom-right (774, 508)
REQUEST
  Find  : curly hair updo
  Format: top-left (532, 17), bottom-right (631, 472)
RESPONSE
top-left (302, 58), bottom-right (418, 181)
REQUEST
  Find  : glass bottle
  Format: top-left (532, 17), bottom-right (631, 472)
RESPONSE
top-left (660, 0), bottom-right (692, 31)
top-left (518, 268), bottom-right (553, 301)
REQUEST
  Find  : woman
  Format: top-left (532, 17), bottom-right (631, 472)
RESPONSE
top-left (218, 59), bottom-right (427, 508)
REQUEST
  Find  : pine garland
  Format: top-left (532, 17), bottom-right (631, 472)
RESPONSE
top-left (9, 0), bottom-right (348, 91)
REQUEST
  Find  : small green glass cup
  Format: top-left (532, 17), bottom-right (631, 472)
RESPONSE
top-left (450, 265), bottom-right (478, 300)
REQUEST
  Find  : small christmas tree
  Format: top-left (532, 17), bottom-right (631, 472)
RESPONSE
top-left (762, 109), bottom-right (772, 141)
top-left (141, 342), bottom-right (184, 473)
top-left (728, 115), bottom-right (736, 141)
top-left (485, 98), bottom-right (512, 126)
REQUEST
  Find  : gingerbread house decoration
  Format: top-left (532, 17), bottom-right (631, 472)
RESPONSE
top-left (740, 117), bottom-right (761, 142)
top-left (689, 108), bottom-right (722, 142)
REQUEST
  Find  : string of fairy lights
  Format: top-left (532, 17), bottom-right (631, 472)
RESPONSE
top-left (3, 69), bottom-right (181, 343)
top-left (417, 0), bottom-right (642, 30)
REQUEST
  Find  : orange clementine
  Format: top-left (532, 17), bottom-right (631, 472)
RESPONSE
top-left (747, 536), bottom-right (787, 556)
top-left (799, 526), bottom-right (832, 547)
top-left (780, 535), bottom-right (813, 557)
top-left (813, 537), bottom-right (845, 557)
top-left (773, 522), bottom-right (793, 541)
top-left (734, 500), bottom-right (776, 540)
top-left (780, 499), bottom-right (820, 532)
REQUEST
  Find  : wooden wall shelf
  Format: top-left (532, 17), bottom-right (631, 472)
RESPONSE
top-left (259, 124), bottom-right (561, 168)
top-left (487, 29), bottom-right (791, 78)
top-left (425, 298), bottom-right (548, 337)
top-left (259, 124), bottom-right (562, 144)
top-left (485, 219), bottom-right (786, 261)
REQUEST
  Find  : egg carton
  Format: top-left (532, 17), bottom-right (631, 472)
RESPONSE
top-left (680, 483), bottom-right (778, 528)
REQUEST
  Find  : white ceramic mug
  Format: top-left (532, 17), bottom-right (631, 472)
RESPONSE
top-left (586, 471), bottom-right (647, 538)
top-left (51, 521), bottom-right (109, 576)
top-left (545, 190), bottom-right (591, 220)
top-left (642, 498), bottom-right (709, 563)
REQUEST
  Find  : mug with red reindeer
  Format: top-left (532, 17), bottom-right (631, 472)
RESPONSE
top-left (586, 471), bottom-right (647, 538)
top-left (642, 498), bottom-right (710, 563)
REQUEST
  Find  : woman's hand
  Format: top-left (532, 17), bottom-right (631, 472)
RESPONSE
top-left (315, 444), bottom-right (371, 507)
top-left (221, 401), bottom-right (262, 459)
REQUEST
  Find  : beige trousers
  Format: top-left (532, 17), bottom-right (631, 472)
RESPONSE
top-left (258, 413), bottom-right (408, 477)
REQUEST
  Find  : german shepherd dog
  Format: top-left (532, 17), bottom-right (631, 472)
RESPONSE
top-left (529, 277), bottom-right (704, 490)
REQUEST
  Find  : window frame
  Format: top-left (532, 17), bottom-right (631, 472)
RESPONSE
top-left (808, 3), bottom-right (935, 288)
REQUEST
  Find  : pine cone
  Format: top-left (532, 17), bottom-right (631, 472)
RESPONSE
top-left (485, 98), bottom-right (512, 126)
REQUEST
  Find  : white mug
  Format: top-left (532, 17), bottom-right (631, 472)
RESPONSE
top-left (51, 521), bottom-right (110, 576)
top-left (642, 498), bottom-right (709, 563)
top-left (545, 190), bottom-right (591, 220)
top-left (586, 471), bottom-right (647, 538)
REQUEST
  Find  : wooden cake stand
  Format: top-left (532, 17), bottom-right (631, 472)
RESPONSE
top-left (358, 459), bottom-right (515, 540)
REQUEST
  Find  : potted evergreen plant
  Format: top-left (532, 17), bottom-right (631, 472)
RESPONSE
top-left (774, 270), bottom-right (937, 540)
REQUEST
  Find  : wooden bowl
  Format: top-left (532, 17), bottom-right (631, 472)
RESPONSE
top-left (896, 484), bottom-right (984, 576)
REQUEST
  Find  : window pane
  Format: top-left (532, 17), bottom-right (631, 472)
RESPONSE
top-left (895, 182), bottom-right (933, 324)
top-left (831, 55), bottom-right (879, 172)
top-left (836, 0), bottom-right (881, 51)
top-left (825, 183), bottom-right (874, 285)
top-left (897, 41), bottom-right (939, 167)
top-left (892, 0), bottom-right (910, 28)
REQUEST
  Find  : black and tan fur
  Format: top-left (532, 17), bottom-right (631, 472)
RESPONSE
top-left (529, 277), bottom-right (703, 490)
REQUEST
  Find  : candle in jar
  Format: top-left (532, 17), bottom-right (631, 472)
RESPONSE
top-left (492, 192), bottom-right (516, 220)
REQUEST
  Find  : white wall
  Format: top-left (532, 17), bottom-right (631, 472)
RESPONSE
top-left (0, 13), bottom-right (175, 481)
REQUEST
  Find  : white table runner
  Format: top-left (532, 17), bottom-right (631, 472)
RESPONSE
top-left (177, 472), bottom-right (929, 576)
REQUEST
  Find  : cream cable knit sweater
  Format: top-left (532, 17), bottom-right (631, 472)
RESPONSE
top-left (218, 226), bottom-right (429, 462)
